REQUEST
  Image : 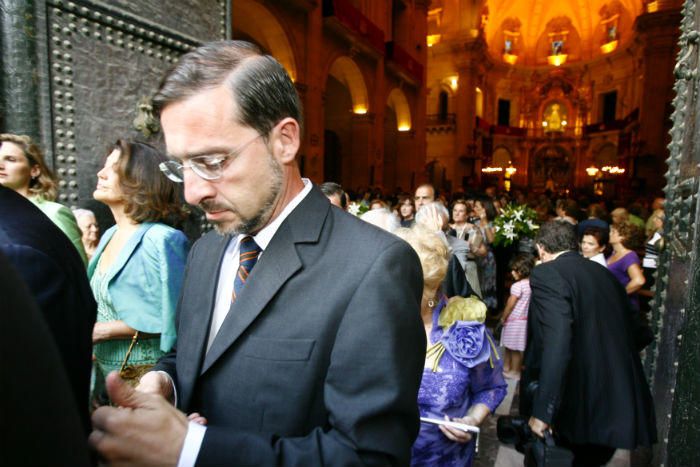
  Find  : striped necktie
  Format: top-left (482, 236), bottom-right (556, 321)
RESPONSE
top-left (232, 236), bottom-right (261, 302)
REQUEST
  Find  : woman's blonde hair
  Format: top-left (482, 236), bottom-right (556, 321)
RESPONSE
top-left (0, 133), bottom-right (58, 201)
top-left (395, 225), bottom-right (449, 291)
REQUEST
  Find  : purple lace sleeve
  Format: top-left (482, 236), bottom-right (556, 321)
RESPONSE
top-left (468, 339), bottom-right (508, 413)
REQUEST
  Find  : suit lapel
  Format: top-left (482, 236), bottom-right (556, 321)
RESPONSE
top-left (200, 186), bottom-right (329, 374)
top-left (177, 232), bottom-right (232, 398)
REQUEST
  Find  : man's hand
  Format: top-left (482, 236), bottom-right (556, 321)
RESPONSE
top-left (90, 371), bottom-right (188, 467)
top-left (528, 416), bottom-right (550, 438)
top-left (136, 370), bottom-right (175, 404)
top-left (415, 203), bottom-right (445, 232)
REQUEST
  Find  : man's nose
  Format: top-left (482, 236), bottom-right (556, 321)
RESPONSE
top-left (183, 170), bottom-right (215, 205)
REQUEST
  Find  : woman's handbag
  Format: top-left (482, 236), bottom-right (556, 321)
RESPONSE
top-left (119, 331), bottom-right (154, 386)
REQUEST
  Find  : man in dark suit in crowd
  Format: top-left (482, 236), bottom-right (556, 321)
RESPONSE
top-left (89, 40), bottom-right (426, 466)
top-left (523, 221), bottom-right (656, 465)
top-left (0, 251), bottom-right (91, 466)
top-left (0, 185), bottom-right (96, 433)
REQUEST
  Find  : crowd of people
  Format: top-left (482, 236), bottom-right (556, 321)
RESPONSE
top-left (0, 39), bottom-right (660, 467)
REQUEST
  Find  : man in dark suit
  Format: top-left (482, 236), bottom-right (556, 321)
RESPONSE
top-left (522, 221), bottom-right (656, 465)
top-left (0, 251), bottom-right (91, 466)
top-left (89, 41), bottom-right (426, 466)
top-left (0, 185), bottom-right (96, 433)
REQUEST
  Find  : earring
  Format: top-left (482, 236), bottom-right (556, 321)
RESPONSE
top-left (427, 297), bottom-right (435, 308)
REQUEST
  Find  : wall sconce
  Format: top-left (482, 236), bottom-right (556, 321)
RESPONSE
top-left (600, 40), bottom-right (618, 54)
top-left (547, 54), bottom-right (568, 67)
top-left (449, 76), bottom-right (458, 91)
top-left (600, 166), bottom-right (625, 174)
top-left (481, 166), bottom-right (503, 173)
top-left (586, 166), bottom-right (599, 177)
top-left (427, 34), bottom-right (441, 47)
top-left (542, 121), bottom-right (548, 128)
top-left (502, 53), bottom-right (518, 65)
top-left (398, 124), bottom-right (411, 132)
top-left (353, 106), bottom-right (368, 114)
top-left (505, 165), bottom-right (517, 176)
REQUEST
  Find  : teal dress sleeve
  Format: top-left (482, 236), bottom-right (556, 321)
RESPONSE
top-left (89, 224), bottom-right (189, 352)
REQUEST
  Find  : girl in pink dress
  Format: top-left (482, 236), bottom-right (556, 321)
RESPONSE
top-left (500, 253), bottom-right (535, 379)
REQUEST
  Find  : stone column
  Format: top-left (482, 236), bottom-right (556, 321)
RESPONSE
top-left (372, 60), bottom-right (385, 189)
top-left (454, 59), bottom-right (476, 189)
top-left (302, 2), bottom-right (324, 182)
top-left (349, 113), bottom-right (374, 188)
top-left (0, 0), bottom-right (40, 139)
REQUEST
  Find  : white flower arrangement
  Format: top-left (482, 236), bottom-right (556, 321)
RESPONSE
top-left (347, 202), bottom-right (369, 217)
top-left (493, 204), bottom-right (540, 247)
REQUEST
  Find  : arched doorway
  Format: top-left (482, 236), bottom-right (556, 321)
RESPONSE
top-left (384, 106), bottom-right (398, 189)
top-left (324, 130), bottom-right (342, 183)
top-left (323, 75), bottom-right (353, 184)
top-left (232, 0), bottom-right (297, 81)
top-left (324, 55), bottom-right (369, 188)
top-left (530, 145), bottom-right (572, 192)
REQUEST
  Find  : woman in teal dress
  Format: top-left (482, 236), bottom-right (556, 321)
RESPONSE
top-left (89, 139), bottom-right (189, 401)
top-left (0, 133), bottom-right (87, 265)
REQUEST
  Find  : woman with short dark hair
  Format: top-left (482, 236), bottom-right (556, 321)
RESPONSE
top-left (580, 226), bottom-right (609, 267)
top-left (89, 139), bottom-right (190, 401)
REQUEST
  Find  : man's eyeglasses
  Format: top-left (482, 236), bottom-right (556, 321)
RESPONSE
top-left (159, 134), bottom-right (262, 183)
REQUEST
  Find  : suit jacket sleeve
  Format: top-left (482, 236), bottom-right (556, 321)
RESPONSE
top-left (195, 240), bottom-right (426, 466)
top-left (529, 264), bottom-right (573, 424)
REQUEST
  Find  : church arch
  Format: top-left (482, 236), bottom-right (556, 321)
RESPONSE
top-left (232, 0), bottom-right (298, 81)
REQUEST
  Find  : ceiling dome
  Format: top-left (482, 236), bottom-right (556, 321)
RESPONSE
top-left (482, 0), bottom-right (644, 66)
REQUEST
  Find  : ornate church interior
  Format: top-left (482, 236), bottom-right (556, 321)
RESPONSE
top-left (233, 0), bottom-right (682, 200)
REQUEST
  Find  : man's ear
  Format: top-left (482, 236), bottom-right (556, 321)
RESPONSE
top-left (272, 118), bottom-right (300, 164)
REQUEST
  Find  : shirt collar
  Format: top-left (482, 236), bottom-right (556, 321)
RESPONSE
top-left (238, 178), bottom-right (313, 251)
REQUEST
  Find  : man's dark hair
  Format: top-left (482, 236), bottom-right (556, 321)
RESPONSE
top-left (320, 182), bottom-right (347, 209)
top-left (153, 40), bottom-right (303, 137)
top-left (535, 221), bottom-right (578, 254)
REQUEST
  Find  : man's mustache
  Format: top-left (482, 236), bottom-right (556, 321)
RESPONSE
top-left (199, 200), bottom-right (229, 213)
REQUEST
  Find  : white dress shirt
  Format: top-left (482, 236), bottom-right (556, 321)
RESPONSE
top-left (177, 179), bottom-right (313, 467)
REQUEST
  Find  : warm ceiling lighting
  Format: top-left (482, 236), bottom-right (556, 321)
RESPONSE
top-left (547, 54), bottom-right (568, 66)
top-left (502, 53), bottom-right (518, 65)
top-left (353, 106), bottom-right (368, 114)
top-left (427, 34), bottom-right (441, 47)
top-left (647, 1), bottom-right (659, 12)
top-left (600, 40), bottom-right (618, 54)
top-left (398, 124), bottom-right (411, 132)
top-left (586, 166), bottom-right (599, 177)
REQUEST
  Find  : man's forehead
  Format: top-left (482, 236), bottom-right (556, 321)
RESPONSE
top-left (415, 187), bottom-right (434, 198)
top-left (160, 87), bottom-right (244, 159)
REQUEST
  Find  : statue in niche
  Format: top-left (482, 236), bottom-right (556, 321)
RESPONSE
top-left (607, 24), bottom-right (617, 41)
top-left (504, 38), bottom-right (513, 53)
top-left (544, 102), bottom-right (567, 132)
top-left (551, 40), bottom-right (564, 55)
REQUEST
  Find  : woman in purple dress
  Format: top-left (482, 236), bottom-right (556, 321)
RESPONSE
top-left (608, 222), bottom-right (645, 310)
top-left (396, 226), bottom-right (507, 467)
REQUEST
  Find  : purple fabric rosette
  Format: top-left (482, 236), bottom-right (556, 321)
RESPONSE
top-left (441, 321), bottom-right (491, 368)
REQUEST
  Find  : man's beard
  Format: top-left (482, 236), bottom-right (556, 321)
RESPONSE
top-left (205, 153), bottom-right (284, 236)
